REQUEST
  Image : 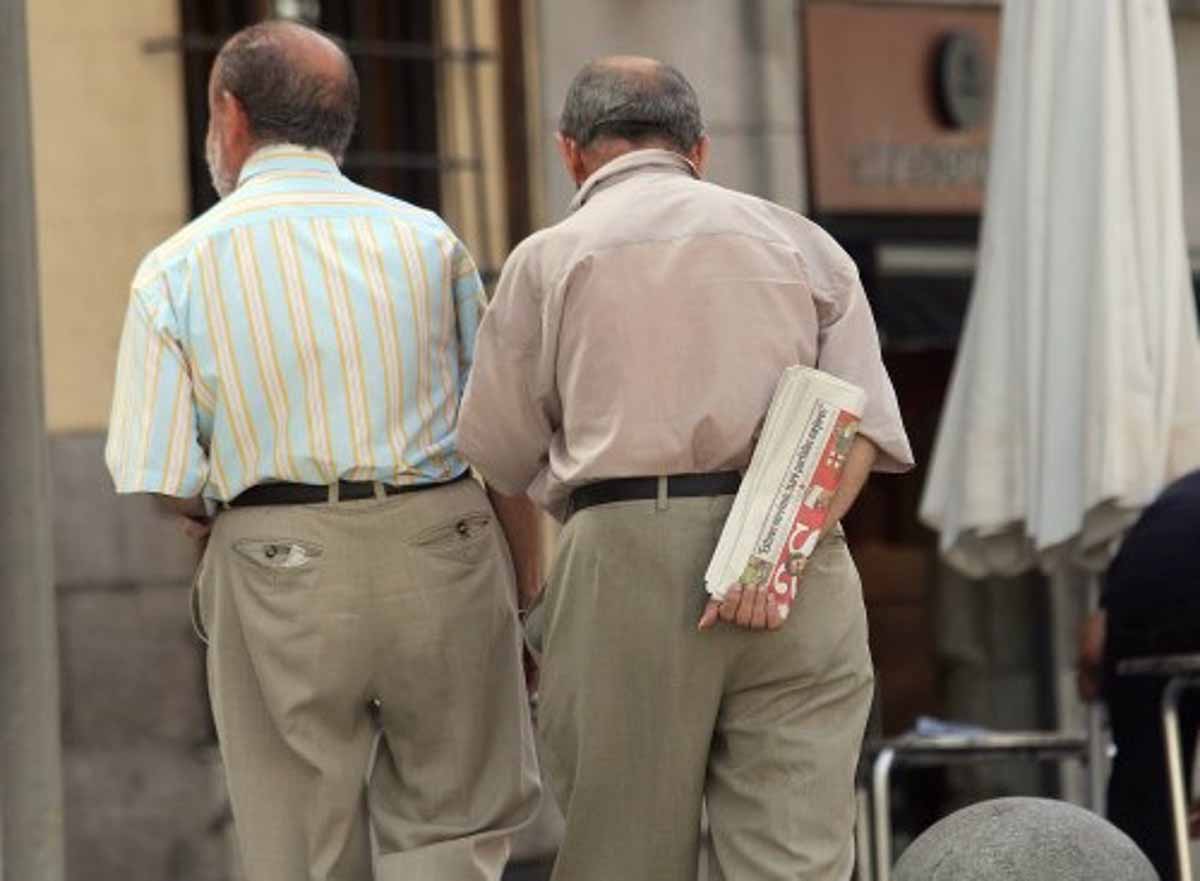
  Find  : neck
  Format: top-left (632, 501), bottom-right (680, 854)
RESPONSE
top-left (579, 139), bottom-right (680, 180)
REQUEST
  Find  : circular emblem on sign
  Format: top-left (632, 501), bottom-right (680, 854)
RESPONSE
top-left (935, 31), bottom-right (991, 131)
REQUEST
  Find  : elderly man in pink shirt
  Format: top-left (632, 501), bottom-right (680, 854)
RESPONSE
top-left (460, 56), bottom-right (913, 881)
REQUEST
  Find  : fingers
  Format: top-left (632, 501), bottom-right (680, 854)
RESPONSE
top-left (178, 515), bottom-right (211, 541)
top-left (719, 586), bottom-right (742, 623)
top-left (750, 582), bottom-right (769, 629)
top-left (735, 584), bottom-right (757, 628)
top-left (699, 582), bottom-right (783, 633)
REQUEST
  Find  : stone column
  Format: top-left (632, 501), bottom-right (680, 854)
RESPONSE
top-left (0, 1), bottom-right (65, 879)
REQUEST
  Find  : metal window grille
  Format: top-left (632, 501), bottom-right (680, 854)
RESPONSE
top-left (155, 0), bottom-right (501, 267)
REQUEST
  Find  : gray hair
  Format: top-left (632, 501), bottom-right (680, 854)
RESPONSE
top-left (215, 21), bottom-right (359, 160)
top-left (559, 59), bottom-right (704, 153)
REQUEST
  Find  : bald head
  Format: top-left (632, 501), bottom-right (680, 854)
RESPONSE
top-left (212, 20), bottom-right (359, 160)
top-left (559, 56), bottom-right (704, 154)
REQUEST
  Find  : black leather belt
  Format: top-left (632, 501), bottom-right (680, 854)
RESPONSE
top-left (229, 470), bottom-right (470, 508)
top-left (567, 471), bottom-right (741, 518)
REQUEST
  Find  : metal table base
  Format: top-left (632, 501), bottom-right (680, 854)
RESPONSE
top-left (856, 731), bottom-right (1090, 881)
top-left (1117, 653), bottom-right (1200, 881)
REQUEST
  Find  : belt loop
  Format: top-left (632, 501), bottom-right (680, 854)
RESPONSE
top-left (372, 480), bottom-right (386, 500)
top-left (656, 475), bottom-right (670, 512)
top-left (328, 482), bottom-right (339, 504)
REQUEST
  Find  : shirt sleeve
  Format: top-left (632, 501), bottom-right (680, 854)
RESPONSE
top-left (457, 240), bottom-right (557, 495)
top-left (450, 238), bottom-right (487, 394)
top-left (814, 251), bottom-right (915, 473)
top-left (105, 276), bottom-right (208, 497)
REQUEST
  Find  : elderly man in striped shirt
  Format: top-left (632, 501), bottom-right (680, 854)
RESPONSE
top-left (105, 21), bottom-right (540, 881)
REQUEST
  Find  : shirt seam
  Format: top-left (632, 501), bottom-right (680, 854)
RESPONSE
top-left (135, 195), bottom-right (452, 298)
top-left (544, 229), bottom-right (824, 305)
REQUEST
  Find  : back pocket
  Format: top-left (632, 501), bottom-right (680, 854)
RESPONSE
top-left (410, 512), bottom-right (494, 566)
top-left (232, 538), bottom-right (325, 589)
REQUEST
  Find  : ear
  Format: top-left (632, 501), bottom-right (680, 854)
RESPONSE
top-left (217, 89), bottom-right (252, 154)
top-left (214, 88), bottom-right (258, 181)
top-left (688, 134), bottom-right (711, 178)
top-left (555, 133), bottom-right (589, 188)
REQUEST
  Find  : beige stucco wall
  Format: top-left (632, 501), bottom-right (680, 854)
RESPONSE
top-left (27, 0), bottom-right (189, 433)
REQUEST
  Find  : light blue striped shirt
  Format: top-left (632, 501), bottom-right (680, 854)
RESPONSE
top-left (106, 144), bottom-right (486, 502)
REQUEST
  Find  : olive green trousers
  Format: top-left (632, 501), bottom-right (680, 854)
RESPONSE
top-left (194, 478), bottom-right (541, 881)
top-left (533, 495), bottom-right (872, 881)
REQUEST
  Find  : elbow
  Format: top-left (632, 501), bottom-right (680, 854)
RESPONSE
top-left (857, 429), bottom-right (914, 475)
top-left (455, 416), bottom-right (488, 477)
top-left (455, 397), bottom-right (543, 496)
top-left (455, 423), bottom-right (503, 490)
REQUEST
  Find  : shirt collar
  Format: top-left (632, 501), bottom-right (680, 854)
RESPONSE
top-left (569, 148), bottom-right (700, 212)
top-left (236, 143), bottom-right (340, 188)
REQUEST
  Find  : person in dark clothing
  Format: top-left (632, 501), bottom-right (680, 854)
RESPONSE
top-left (1078, 468), bottom-right (1200, 881)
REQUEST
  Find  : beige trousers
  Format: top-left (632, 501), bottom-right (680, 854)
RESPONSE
top-left (193, 478), bottom-right (541, 881)
top-left (533, 495), bottom-right (873, 881)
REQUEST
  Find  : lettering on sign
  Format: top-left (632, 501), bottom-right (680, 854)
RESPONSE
top-left (850, 144), bottom-right (989, 190)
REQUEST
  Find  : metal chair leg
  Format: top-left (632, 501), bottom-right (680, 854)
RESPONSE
top-left (855, 785), bottom-right (874, 881)
top-left (872, 748), bottom-right (897, 881)
top-left (1163, 677), bottom-right (1194, 881)
top-left (1087, 702), bottom-right (1107, 812)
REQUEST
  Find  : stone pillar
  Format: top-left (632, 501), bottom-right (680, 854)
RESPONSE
top-left (0, 1), bottom-right (65, 879)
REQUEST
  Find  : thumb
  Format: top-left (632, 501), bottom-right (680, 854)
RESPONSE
top-left (697, 599), bottom-right (721, 631)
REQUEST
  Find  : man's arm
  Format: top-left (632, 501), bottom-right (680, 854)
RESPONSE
top-left (815, 251), bottom-right (914, 473)
top-left (699, 436), bottom-right (879, 632)
top-left (458, 239), bottom-right (557, 496)
top-left (487, 486), bottom-right (542, 609)
top-left (824, 435), bottom-right (877, 527)
top-left (453, 238), bottom-right (549, 605)
top-left (106, 278), bottom-right (208, 499)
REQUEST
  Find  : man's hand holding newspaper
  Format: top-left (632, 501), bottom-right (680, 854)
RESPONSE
top-left (698, 367), bottom-right (868, 632)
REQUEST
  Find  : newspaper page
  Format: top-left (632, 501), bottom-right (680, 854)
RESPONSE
top-left (705, 366), bottom-right (866, 618)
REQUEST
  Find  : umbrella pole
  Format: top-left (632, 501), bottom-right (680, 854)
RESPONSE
top-left (1051, 568), bottom-right (1107, 811)
top-left (1085, 575), bottom-right (1107, 812)
top-left (1049, 568), bottom-right (1100, 807)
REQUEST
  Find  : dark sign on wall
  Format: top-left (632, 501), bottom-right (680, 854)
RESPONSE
top-left (804, 2), bottom-right (1000, 216)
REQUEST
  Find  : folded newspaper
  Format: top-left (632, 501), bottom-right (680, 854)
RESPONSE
top-left (705, 367), bottom-right (865, 618)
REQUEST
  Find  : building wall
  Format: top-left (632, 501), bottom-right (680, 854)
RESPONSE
top-left (28, 0), bottom-right (190, 433)
top-left (531, 0), bottom-right (804, 222)
top-left (24, 1), bottom-right (229, 878)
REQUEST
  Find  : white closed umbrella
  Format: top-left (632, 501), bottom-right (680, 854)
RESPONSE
top-left (921, 0), bottom-right (1200, 579)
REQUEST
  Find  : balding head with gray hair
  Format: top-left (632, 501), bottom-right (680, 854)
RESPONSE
top-left (213, 20), bottom-right (359, 161)
top-left (559, 56), bottom-right (704, 155)
top-left (205, 20), bottom-right (359, 198)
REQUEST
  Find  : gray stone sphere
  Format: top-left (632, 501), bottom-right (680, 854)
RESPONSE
top-left (893, 797), bottom-right (1159, 881)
